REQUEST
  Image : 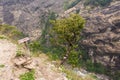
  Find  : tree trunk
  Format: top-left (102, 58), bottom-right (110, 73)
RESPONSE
top-left (60, 44), bottom-right (73, 65)
top-left (60, 45), bottom-right (71, 65)
top-left (60, 51), bottom-right (69, 65)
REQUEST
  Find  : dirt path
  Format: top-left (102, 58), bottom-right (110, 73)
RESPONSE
top-left (0, 39), bottom-right (67, 80)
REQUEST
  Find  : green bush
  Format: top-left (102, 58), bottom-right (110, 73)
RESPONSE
top-left (20, 70), bottom-right (35, 80)
top-left (0, 35), bottom-right (7, 39)
top-left (16, 49), bottom-right (24, 57)
top-left (67, 50), bottom-right (80, 67)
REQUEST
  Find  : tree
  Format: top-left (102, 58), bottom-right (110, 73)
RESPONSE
top-left (50, 14), bottom-right (85, 64)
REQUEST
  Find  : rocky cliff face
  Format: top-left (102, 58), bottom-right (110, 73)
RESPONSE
top-left (79, 1), bottom-right (120, 68)
top-left (0, 0), bottom-right (66, 39)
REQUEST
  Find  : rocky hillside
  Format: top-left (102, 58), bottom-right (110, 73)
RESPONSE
top-left (0, 0), bottom-right (66, 39)
top-left (58, 0), bottom-right (120, 68)
top-left (80, 1), bottom-right (120, 68)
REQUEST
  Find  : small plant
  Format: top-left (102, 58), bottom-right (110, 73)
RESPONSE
top-left (20, 70), bottom-right (35, 80)
top-left (16, 49), bottom-right (23, 57)
top-left (0, 64), bottom-right (5, 68)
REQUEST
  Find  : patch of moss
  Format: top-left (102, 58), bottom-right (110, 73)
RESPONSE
top-left (0, 64), bottom-right (5, 68)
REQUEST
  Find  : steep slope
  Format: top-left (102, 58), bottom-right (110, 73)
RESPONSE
top-left (80, 1), bottom-right (120, 68)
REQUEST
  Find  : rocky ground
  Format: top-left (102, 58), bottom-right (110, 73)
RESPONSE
top-left (0, 39), bottom-right (17, 80)
top-left (0, 39), bottom-right (67, 80)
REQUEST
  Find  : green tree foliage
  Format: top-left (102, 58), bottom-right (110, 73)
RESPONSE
top-left (67, 50), bottom-right (80, 67)
top-left (84, 0), bottom-right (112, 7)
top-left (50, 14), bottom-right (85, 64)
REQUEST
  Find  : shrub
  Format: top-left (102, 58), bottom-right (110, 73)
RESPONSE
top-left (0, 24), bottom-right (25, 40)
top-left (16, 49), bottom-right (23, 57)
top-left (67, 50), bottom-right (80, 67)
top-left (20, 70), bottom-right (35, 80)
top-left (0, 64), bottom-right (5, 68)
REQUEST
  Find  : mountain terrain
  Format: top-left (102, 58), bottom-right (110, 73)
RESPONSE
top-left (0, 0), bottom-right (120, 80)
top-left (0, 0), bottom-right (66, 39)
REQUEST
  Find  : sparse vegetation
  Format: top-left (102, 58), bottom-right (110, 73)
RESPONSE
top-left (60, 66), bottom-right (97, 80)
top-left (0, 35), bottom-right (7, 39)
top-left (0, 24), bottom-right (25, 40)
top-left (16, 49), bottom-right (24, 57)
top-left (20, 70), bottom-right (35, 80)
